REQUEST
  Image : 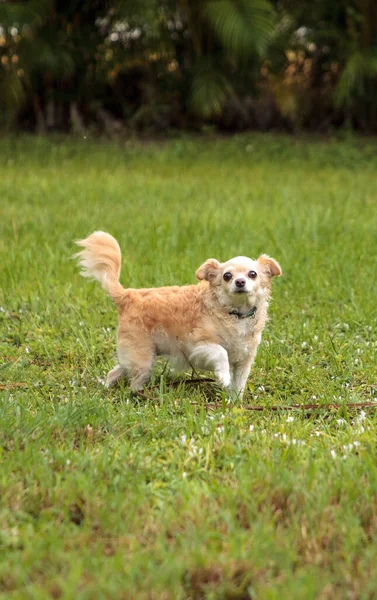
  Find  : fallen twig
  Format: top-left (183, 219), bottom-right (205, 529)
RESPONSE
top-left (135, 378), bottom-right (377, 411)
top-left (168, 377), bottom-right (215, 387)
top-left (0, 382), bottom-right (28, 390)
top-left (189, 401), bottom-right (377, 411)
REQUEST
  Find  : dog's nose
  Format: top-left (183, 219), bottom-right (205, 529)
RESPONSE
top-left (235, 278), bottom-right (246, 288)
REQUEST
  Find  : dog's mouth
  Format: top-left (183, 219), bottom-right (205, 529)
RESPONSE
top-left (233, 289), bottom-right (248, 294)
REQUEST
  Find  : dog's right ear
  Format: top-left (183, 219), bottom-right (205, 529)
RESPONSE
top-left (196, 259), bottom-right (221, 282)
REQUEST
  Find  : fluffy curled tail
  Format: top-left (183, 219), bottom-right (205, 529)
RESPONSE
top-left (75, 231), bottom-right (124, 303)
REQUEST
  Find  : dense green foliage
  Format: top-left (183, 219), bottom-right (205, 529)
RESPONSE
top-left (0, 0), bottom-right (376, 132)
top-left (1, 135), bottom-right (377, 597)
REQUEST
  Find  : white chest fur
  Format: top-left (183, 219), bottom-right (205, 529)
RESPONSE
top-left (224, 318), bottom-right (260, 364)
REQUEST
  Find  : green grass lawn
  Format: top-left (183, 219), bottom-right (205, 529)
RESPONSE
top-left (1, 134), bottom-right (377, 599)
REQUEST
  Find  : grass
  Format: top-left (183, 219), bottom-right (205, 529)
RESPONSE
top-left (1, 133), bottom-right (377, 599)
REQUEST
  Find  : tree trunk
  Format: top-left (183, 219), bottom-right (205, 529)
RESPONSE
top-left (70, 101), bottom-right (86, 134)
top-left (33, 95), bottom-right (46, 134)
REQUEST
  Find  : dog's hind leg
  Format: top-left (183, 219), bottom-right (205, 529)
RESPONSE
top-left (118, 338), bottom-right (155, 391)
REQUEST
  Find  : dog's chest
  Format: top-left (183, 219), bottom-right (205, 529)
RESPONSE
top-left (222, 319), bottom-right (256, 362)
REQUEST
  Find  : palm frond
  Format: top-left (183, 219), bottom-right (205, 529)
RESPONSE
top-left (189, 60), bottom-right (233, 118)
top-left (112, 0), bottom-right (162, 23)
top-left (335, 50), bottom-right (377, 106)
top-left (0, 69), bottom-right (26, 125)
top-left (19, 35), bottom-right (75, 78)
top-left (202, 0), bottom-right (276, 58)
top-left (0, 0), bottom-right (49, 29)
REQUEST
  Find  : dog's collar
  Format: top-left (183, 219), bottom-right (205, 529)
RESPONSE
top-left (229, 306), bottom-right (257, 320)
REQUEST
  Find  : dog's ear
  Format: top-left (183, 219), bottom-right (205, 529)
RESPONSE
top-left (257, 254), bottom-right (282, 278)
top-left (196, 258), bottom-right (222, 282)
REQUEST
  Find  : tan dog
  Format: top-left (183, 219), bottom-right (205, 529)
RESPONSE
top-left (75, 232), bottom-right (281, 397)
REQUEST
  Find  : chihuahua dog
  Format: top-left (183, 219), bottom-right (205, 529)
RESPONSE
top-left (75, 232), bottom-right (281, 398)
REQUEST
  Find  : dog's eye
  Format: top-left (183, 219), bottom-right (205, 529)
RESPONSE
top-left (223, 272), bottom-right (232, 281)
top-left (248, 270), bottom-right (257, 279)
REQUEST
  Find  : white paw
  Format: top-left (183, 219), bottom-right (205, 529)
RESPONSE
top-left (106, 365), bottom-right (125, 387)
top-left (217, 370), bottom-right (231, 389)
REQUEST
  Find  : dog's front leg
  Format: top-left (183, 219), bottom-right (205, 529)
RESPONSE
top-left (106, 364), bottom-right (127, 387)
top-left (189, 343), bottom-right (231, 389)
top-left (231, 354), bottom-right (257, 399)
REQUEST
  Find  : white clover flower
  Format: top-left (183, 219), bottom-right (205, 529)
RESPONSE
top-left (330, 449), bottom-right (337, 459)
top-left (286, 416), bottom-right (294, 423)
top-left (359, 410), bottom-right (366, 421)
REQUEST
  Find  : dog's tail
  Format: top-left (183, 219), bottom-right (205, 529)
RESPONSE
top-left (75, 231), bottom-right (124, 303)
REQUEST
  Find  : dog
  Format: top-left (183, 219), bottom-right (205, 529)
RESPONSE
top-left (75, 231), bottom-right (281, 398)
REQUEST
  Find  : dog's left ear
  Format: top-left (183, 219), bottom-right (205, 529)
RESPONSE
top-left (257, 254), bottom-right (282, 278)
top-left (196, 258), bottom-right (221, 282)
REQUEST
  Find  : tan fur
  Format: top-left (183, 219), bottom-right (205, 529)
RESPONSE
top-left (75, 231), bottom-right (124, 302)
top-left (75, 232), bottom-right (282, 397)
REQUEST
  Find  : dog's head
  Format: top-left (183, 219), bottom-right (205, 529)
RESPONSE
top-left (196, 254), bottom-right (282, 307)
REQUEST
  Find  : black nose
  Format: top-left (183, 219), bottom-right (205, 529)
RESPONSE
top-left (235, 278), bottom-right (246, 288)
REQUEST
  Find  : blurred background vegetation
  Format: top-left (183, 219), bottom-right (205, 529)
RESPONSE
top-left (0, 0), bottom-right (376, 134)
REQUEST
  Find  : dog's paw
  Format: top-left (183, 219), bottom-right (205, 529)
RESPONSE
top-left (216, 371), bottom-right (231, 389)
top-left (106, 365), bottom-right (126, 387)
